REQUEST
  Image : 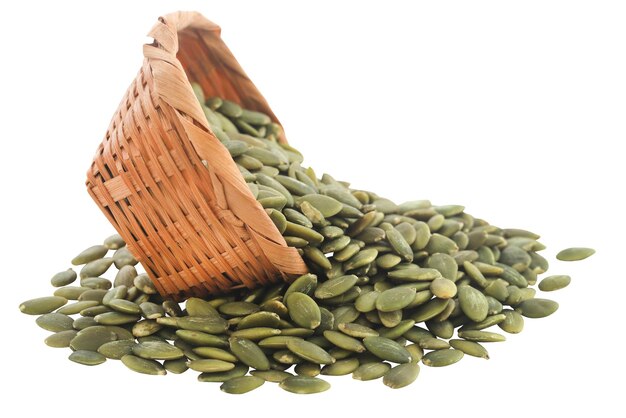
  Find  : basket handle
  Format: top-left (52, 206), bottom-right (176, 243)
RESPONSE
top-left (142, 11), bottom-right (308, 277)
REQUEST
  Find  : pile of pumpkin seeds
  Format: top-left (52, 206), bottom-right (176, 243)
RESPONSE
top-left (19, 85), bottom-right (596, 394)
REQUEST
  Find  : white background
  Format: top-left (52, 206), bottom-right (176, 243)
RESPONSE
top-left (1, 1), bottom-right (624, 416)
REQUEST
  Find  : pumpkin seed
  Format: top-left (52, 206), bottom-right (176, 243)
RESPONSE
top-left (516, 298), bottom-right (559, 318)
top-left (44, 330), bottom-right (78, 348)
top-left (229, 337), bottom-right (270, 370)
top-left (458, 285), bottom-right (489, 322)
top-left (19, 296), bottom-right (67, 315)
top-left (449, 339), bottom-right (489, 359)
top-left (422, 349), bottom-right (464, 367)
top-left (498, 309), bottom-right (525, 333)
top-left (375, 287), bottom-right (417, 312)
top-left (457, 330), bottom-right (506, 342)
top-left (50, 269), bottom-right (77, 287)
top-left (163, 358), bottom-right (189, 374)
top-left (251, 369), bottom-right (293, 382)
top-left (363, 337), bottom-right (411, 363)
top-left (220, 376), bottom-right (265, 394)
top-left (36, 313), bottom-right (74, 332)
top-left (121, 354), bottom-right (166, 375)
top-left (321, 358), bottom-right (360, 376)
top-left (279, 376), bottom-right (331, 394)
top-left (286, 339), bottom-right (335, 365)
top-left (69, 350), bottom-right (107, 366)
top-left (538, 275), bottom-right (571, 292)
top-left (556, 247), bottom-right (595, 261)
top-left (352, 362), bottom-right (391, 381)
top-left (314, 275), bottom-right (358, 299)
top-left (429, 278), bottom-right (457, 299)
top-left (383, 363), bottom-right (420, 388)
top-left (286, 292), bottom-right (321, 329)
top-left (98, 340), bottom-right (137, 359)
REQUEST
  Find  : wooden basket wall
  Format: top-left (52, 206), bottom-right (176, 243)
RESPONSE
top-left (86, 11), bottom-right (308, 300)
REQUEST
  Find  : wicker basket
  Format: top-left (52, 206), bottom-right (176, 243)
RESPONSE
top-left (86, 11), bottom-right (308, 300)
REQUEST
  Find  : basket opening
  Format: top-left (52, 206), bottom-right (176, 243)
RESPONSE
top-left (175, 29), bottom-right (287, 144)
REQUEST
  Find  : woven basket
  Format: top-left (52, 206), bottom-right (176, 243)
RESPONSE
top-left (86, 11), bottom-right (308, 300)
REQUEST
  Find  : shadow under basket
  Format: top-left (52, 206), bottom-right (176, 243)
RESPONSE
top-left (86, 11), bottom-right (308, 301)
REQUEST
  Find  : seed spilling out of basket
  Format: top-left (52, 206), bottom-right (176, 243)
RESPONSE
top-left (20, 87), bottom-right (594, 394)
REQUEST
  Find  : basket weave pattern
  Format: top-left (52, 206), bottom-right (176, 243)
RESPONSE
top-left (86, 12), bottom-right (307, 299)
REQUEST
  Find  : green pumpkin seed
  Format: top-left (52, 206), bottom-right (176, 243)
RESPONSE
top-left (133, 274), bottom-right (157, 295)
top-left (375, 287), bottom-right (416, 312)
top-left (69, 350), bottom-right (107, 366)
top-left (72, 245), bottom-right (109, 265)
top-left (19, 296), bottom-right (67, 315)
top-left (338, 322), bottom-right (379, 338)
top-left (363, 337), bottom-right (411, 363)
top-left (230, 327), bottom-right (282, 340)
top-left (132, 341), bottom-right (184, 360)
top-left (286, 338), bottom-right (335, 365)
top-left (352, 362), bottom-right (391, 381)
top-left (70, 327), bottom-right (117, 351)
top-left (80, 305), bottom-right (111, 316)
top-left (56, 300), bottom-right (99, 315)
top-left (218, 301), bottom-right (260, 317)
top-left (251, 369), bottom-right (293, 382)
top-left (323, 330), bottom-right (365, 352)
top-left (385, 228), bottom-right (413, 262)
top-left (498, 309), bottom-right (525, 333)
top-left (279, 376), bottom-right (330, 394)
top-left (461, 313), bottom-right (507, 331)
top-left (72, 317), bottom-right (97, 330)
top-left (103, 234), bottom-right (125, 249)
top-left (95, 312), bottom-right (141, 325)
top-left (457, 330), bottom-right (506, 342)
top-left (163, 358), bottom-right (189, 374)
top-left (98, 340), bottom-right (137, 359)
top-left (80, 277), bottom-right (112, 290)
top-left (538, 275), bottom-right (571, 292)
top-left (166, 316), bottom-right (229, 334)
top-left (410, 298), bottom-right (450, 322)
top-left (220, 376), bottom-right (265, 394)
top-left (198, 364), bottom-right (249, 382)
top-left (229, 337), bottom-right (270, 370)
top-left (449, 339), bottom-right (489, 359)
top-left (458, 285), bottom-right (489, 322)
top-left (107, 299), bottom-right (141, 315)
top-left (426, 253), bottom-right (458, 281)
top-left (36, 312), bottom-right (74, 332)
top-left (556, 247), bottom-right (595, 261)
top-left (378, 320), bottom-right (416, 340)
top-left (114, 265), bottom-right (137, 288)
top-left (314, 275), bottom-right (358, 299)
top-left (429, 278), bottom-right (457, 299)
top-left (44, 330), bottom-right (78, 348)
top-left (344, 249), bottom-right (378, 271)
top-left (296, 194), bottom-right (343, 217)
top-left (286, 292), bottom-right (321, 329)
top-left (185, 297), bottom-right (219, 317)
top-left (294, 363), bottom-right (321, 377)
top-left (321, 358), bottom-right (360, 376)
top-left (187, 359), bottom-right (235, 373)
top-left (51, 269), bottom-right (77, 287)
top-left (192, 347), bottom-right (238, 362)
top-left (236, 311), bottom-right (282, 330)
top-left (383, 363), bottom-right (420, 389)
top-left (516, 298), bottom-right (559, 318)
top-left (80, 258), bottom-right (114, 278)
top-left (299, 247), bottom-right (329, 270)
top-left (121, 354), bottom-right (166, 375)
top-left (422, 349), bottom-right (464, 367)
top-left (53, 286), bottom-right (90, 300)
